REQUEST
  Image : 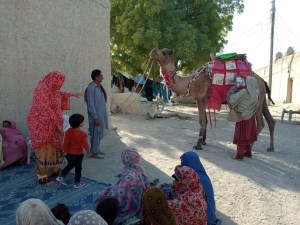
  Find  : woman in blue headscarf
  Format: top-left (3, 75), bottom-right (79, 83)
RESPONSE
top-left (180, 151), bottom-right (220, 225)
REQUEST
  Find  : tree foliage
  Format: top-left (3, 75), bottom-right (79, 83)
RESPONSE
top-left (111, 0), bottom-right (244, 78)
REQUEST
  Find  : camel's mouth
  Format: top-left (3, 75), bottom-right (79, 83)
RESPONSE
top-left (149, 48), bottom-right (162, 60)
top-left (149, 48), bottom-right (158, 59)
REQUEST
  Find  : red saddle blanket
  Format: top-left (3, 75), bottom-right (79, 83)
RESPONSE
top-left (205, 57), bottom-right (253, 110)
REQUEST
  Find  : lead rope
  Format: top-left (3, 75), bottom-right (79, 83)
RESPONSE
top-left (214, 109), bottom-right (216, 128)
top-left (208, 108), bottom-right (212, 129)
top-left (207, 108), bottom-right (217, 129)
top-left (117, 59), bottom-right (154, 112)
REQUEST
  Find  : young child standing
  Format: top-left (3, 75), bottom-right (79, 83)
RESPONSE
top-left (56, 113), bottom-right (91, 188)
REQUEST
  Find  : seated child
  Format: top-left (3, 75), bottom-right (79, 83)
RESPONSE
top-left (95, 196), bottom-right (120, 225)
top-left (51, 203), bottom-right (71, 225)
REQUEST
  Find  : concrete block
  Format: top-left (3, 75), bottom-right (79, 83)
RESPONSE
top-left (111, 93), bottom-right (158, 117)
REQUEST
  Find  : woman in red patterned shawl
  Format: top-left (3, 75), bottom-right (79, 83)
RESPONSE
top-left (168, 166), bottom-right (207, 225)
top-left (27, 71), bottom-right (82, 184)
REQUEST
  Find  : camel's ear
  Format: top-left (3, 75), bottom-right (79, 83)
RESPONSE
top-left (170, 49), bottom-right (175, 55)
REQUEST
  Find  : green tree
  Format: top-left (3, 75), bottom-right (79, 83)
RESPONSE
top-left (111, 0), bottom-right (244, 78)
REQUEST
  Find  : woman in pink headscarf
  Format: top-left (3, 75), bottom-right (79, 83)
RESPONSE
top-left (27, 71), bottom-right (82, 184)
top-left (0, 120), bottom-right (28, 169)
top-left (98, 146), bottom-right (149, 224)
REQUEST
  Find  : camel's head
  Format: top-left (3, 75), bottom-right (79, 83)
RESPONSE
top-left (150, 48), bottom-right (176, 73)
top-left (150, 48), bottom-right (174, 62)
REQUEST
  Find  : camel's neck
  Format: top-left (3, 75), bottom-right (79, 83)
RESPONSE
top-left (160, 69), bottom-right (192, 95)
top-left (172, 75), bottom-right (193, 95)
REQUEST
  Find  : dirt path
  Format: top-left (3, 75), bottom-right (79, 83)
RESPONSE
top-left (83, 104), bottom-right (300, 225)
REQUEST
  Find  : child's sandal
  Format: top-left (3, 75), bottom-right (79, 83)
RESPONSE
top-left (38, 177), bottom-right (53, 185)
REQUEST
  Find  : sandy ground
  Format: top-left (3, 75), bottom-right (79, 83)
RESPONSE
top-left (82, 103), bottom-right (300, 225)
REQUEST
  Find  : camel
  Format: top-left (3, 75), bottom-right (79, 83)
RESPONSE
top-left (150, 48), bottom-right (275, 151)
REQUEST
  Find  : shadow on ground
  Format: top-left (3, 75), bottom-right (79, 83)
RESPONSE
top-left (103, 104), bottom-right (299, 225)
top-left (108, 105), bottom-right (300, 193)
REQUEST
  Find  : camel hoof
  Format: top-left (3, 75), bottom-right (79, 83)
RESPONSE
top-left (267, 147), bottom-right (274, 152)
top-left (193, 145), bottom-right (203, 150)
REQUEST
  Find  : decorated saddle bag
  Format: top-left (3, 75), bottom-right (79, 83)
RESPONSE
top-left (205, 53), bottom-right (253, 110)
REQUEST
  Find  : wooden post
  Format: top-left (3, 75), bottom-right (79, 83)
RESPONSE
top-left (268, 0), bottom-right (275, 105)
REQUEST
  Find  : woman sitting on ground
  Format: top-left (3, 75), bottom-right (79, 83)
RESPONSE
top-left (121, 146), bottom-right (149, 185)
top-left (68, 210), bottom-right (107, 225)
top-left (16, 198), bottom-right (64, 225)
top-left (98, 146), bottom-right (149, 224)
top-left (0, 120), bottom-right (27, 169)
top-left (168, 165), bottom-right (207, 225)
top-left (181, 151), bottom-right (220, 225)
top-left (141, 186), bottom-right (178, 225)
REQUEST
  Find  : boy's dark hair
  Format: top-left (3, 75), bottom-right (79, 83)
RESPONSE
top-left (95, 197), bottom-right (120, 225)
top-left (91, 69), bottom-right (102, 80)
top-left (69, 114), bottom-right (84, 128)
top-left (51, 203), bottom-right (71, 225)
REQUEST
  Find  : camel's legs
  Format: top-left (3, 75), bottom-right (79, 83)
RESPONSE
top-left (256, 109), bottom-right (265, 135)
top-left (194, 100), bottom-right (207, 150)
top-left (262, 100), bottom-right (276, 151)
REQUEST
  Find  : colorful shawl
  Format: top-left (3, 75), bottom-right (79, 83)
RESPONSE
top-left (100, 146), bottom-right (149, 224)
top-left (142, 187), bottom-right (178, 225)
top-left (180, 151), bottom-right (218, 225)
top-left (27, 71), bottom-right (71, 150)
top-left (121, 146), bottom-right (149, 185)
top-left (168, 166), bottom-right (207, 225)
top-left (68, 210), bottom-right (108, 225)
top-left (227, 76), bottom-right (260, 122)
top-left (16, 198), bottom-right (64, 225)
top-left (0, 120), bottom-right (28, 169)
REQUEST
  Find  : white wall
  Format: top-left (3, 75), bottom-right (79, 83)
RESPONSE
top-left (254, 52), bottom-right (300, 104)
top-left (0, 0), bottom-right (111, 137)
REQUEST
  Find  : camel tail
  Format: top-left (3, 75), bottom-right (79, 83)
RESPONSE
top-left (264, 81), bottom-right (275, 105)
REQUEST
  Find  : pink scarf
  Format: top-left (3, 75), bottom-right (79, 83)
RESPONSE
top-left (100, 146), bottom-right (149, 224)
top-left (0, 120), bottom-right (27, 168)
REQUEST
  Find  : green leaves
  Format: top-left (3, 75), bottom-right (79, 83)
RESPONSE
top-left (111, 0), bottom-right (244, 78)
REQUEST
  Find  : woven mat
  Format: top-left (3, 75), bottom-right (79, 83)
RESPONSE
top-left (0, 162), bottom-right (108, 225)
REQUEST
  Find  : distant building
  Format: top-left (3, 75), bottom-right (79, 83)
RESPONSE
top-left (255, 47), bottom-right (300, 104)
top-left (0, 0), bottom-right (111, 136)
